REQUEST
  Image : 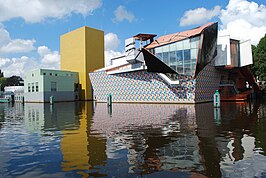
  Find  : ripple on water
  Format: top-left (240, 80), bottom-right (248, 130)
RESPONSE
top-left (1, 101), bottom-right (266, 177)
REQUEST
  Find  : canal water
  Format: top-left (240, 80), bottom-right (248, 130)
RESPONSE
top-left (0, 100), bottom-right (266, 178)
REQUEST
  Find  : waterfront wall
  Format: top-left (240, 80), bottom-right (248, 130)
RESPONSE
top-left (24, 91), bottom-right (76, 102)
top-left (89, 70), bottom-right (195, 103)
top-left (89, 64), bottom-right (222, 103)
top-left (195, 64), bottom-right (221, 102)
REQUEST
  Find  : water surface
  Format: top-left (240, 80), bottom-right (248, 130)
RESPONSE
top-left (0, 100), bottom-right (266, 178)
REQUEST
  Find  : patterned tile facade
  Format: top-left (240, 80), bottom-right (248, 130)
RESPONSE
top-left (89, 64), bottom-right (222, 103)
top-left (195, 64), bottom-right (222, 102)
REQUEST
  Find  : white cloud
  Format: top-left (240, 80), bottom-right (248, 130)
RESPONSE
top-left (0, 58), bottom-right (11, 67)
top-left (179, 0), bottom-right (266, 45)
top-left (113, 5), bottom-right (135, 23)
top-left (38, 46), bottom-right (60, 67)
top-left (0, 56), bottom-right (39, 77)
top-left (219, 0), bottom-right (266, 45)
top-left (104, 33), bottom-right (123, 66)
top-left (37, 46), bottom-right (51, 57)
top-left (0, 0), bottom-right (102, 23)
top-left (105, 33), bottom-right (120, 51)
top-left (0, 28), bottom-right (10, 46)
top-left (104, 50), bottom-right (123, 66)
top-left (0, 26), bottom-right (35, 54)
top-left (0, 39), bottom-right (35, 53)
top-left (180, 6), bottom-right (221, 26)
top-left (0, 46), bottom-right (60, 78)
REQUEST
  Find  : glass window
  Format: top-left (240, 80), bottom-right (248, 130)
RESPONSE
top-left (51, 82), bottom-right (57, 92)
top-left (162, 45), bottom-right (169, 52)
top-left (162, 52), bottom-right (169, 64)
top-left (190, 36), bottom-right (200, 48)
top-left (43, 73), bottom-right (46, 75)
top-left (154, 37), bottom-right (199, 76)
top-left (50, 73), bottom-right (52, 76)
top-left (169, 51), bottom-right (176, 65)
top-left (156, 53), bottom-right (162, 59)
top-left (28, 83), bottom-right (31, 92)
top-left (31, 83), bottom-right (34, 92)
top-left (183, 39), bottom-right (190, 49)
top-left (175, 41), bottom-right (183, 50)
top-left (176, 50), bottom-right (183, 61)
top-left (184, 49), bottom-right (191, 60)
top-left (35, 82), bottom-right (39, 92)
top-left (169, 43), bottom-right (176, 52)
top-left (155, 46), bottom-right (163, 53)
top-left (191, 49), bottom-right (198, 59)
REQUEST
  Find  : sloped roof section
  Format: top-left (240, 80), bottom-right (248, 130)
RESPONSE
top-left (145, 22), bottom-right (215, 49)
top-left (141, 48), bottom-right (177, 74)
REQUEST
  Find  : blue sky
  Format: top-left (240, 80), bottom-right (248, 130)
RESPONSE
top-left (0, 0), bottom-right (265, 77)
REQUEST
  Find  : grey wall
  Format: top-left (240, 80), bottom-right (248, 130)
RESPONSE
top-left (44, 91), bottom-right (75, 102)
top-left (25, 91), bottom-right (75, 102)
top-left (24, 92), bottom-right (44, 102)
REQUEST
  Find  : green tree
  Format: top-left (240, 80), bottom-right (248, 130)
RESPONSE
top-left (252, 34), bottom-right (266, 90)
top-left (0, 77), bottom-right (7, 91)
top-left (0, 70), bottom-right (3, 78)
top-left (6, 76), bottom-right (23, 86)
top-left (0, 74), bottom-right (23, 91)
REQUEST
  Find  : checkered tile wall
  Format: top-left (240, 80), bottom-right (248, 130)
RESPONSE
top-left (89, 64), bottom-right (221, 103)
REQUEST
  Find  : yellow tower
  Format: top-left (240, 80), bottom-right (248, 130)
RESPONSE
top-left (60, 26), bottom-right (104, 100)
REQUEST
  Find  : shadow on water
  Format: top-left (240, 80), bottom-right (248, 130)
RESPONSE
top-left (0, 100), bottom-right (265, 177)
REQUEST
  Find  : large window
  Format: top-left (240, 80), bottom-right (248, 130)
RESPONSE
top-left (154, 36), bottom-right (200, 76)
top-left (28, 83), bottom-right (31, 92)
top-left (35, 82), bottom-right (39, 92)
top-left (31, 83), bottom-right (34, 92)
top-left (51, 82), bottom-right (57, 92)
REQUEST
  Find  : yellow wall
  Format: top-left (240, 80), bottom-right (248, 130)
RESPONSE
top-left (60, 26), bottom-right (104, 100)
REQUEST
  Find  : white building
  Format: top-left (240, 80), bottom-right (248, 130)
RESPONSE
top-left (24, 69), bottom-right (79, 102)
top-left (4, 86), bottom-right (24, 102)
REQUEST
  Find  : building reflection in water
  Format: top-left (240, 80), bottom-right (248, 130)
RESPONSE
top-left (91, 101), bottom-right (266, 177)
top-left (60, 102), bottom-right (107, 177)
top-left (92, 103), bottom-right (205, 177)
top-left (18, 100), bottom-right (266, 177)
top-left (23, 102), bottom-right (107, 177)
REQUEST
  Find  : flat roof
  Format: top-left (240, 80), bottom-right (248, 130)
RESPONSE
top-left (133, 34), bottom-right (157, 41)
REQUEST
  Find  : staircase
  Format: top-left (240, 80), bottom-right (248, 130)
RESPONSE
top-left (219, 80), bottom-right (253, 101)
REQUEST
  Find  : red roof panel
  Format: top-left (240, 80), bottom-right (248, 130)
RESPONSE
top-left (145, 22), bottom-right (214, 49)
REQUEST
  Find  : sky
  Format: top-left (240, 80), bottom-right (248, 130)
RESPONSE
top-left (0, 0), bottom-right (265, 78)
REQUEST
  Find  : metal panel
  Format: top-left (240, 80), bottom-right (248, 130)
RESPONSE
top-left (141, 48), bottom-right (177, 74)
top-left (240, 40), bottom-right (253, 67)
top-left (195, 22), bottom-right (218, 78)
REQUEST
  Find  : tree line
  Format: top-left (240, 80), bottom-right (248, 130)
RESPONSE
top-left (252, 34), bottom-right (266, 91)
top-left (0, 70), bottom-right (24, 91)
